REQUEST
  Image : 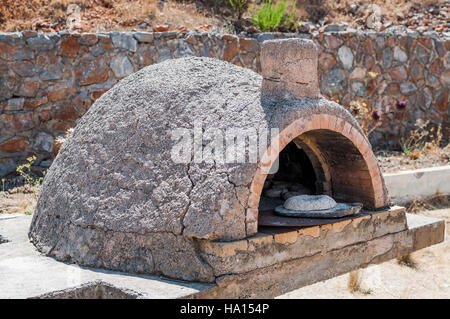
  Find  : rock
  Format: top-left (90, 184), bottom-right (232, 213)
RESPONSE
top-left (111, 32), bottom-right (138, 52)
top-left (5, 97), bottom-right (24, 111)
top-left (319, 53), bottom-right (337, 70)
top-left (157, 48), bottom-right (172, 63)
top-left (324, 24), bottom-right (347, 32)
top-left (351, 81), bottom-right (366, 97)
top-left (26, 34), bottom-right (55, 51)
top-left (40, 160), bottom-right (52, 168)
top-left (0, 137), bottom-right (29, 153)
top-left (393, 46), bottom-right (407, 63)
top-left (76, 59), bottom-right (108, 86)
top-left (325, 35), bottom-right (343, 49)
top-left (382, 47), bottom-right (393, 68)
top-left (34, 132), bottom-right (54, 153)
top-left (338, 46), bottom-right (353, 69)
top-left (133, 32), bottom-right (154, 43)
top-left (389, 65), bottom-right (408, 81)
top-left (0, 113), bottom-right (34, 132)
top-left (264, 188), bottom-right (286, 198)
top-left (60, 35), bottom-right (80, 57)
top-left (283, 195), bottom-right (337, 211)
top-left (0, 158), bottom-right (16, 177)
top-left (400, 82), bottom-right (417, 95)
top-left (349, 67), bottom-right (366, 80)
top-left (110, 54), bottom-right (134, 78)
top-left (321, 68), bottom-right (346, 93)
top-left (17, 79), bottom-right (39, 98)
top-left (12, 60), bottom-right (36, 77)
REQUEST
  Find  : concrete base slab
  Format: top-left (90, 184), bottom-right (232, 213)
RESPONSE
top-left (384, 165), bottom-right (450, 205)
top-left (0, 215), bottom-right (212, 299)
top-left (0, 210), bottom-right (445, 299)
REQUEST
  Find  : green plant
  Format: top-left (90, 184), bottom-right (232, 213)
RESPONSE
top-left (251, 0), bottom-right (299, 32)
top-left (228, 0), bottom-right (249, 19)
top-left (16, 156), bottom-right (45, 196)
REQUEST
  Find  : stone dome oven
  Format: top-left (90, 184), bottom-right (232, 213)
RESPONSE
top-left (29, 38), bottom-right (390, 283)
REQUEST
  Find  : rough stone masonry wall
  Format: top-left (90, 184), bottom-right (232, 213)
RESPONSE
top-left (0, 30), bottom-right (448, 176)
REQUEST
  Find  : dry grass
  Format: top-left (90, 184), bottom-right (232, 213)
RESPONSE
top-left (348, 270), bottom-right (373, 295)
top-left (0, 0), bottom-right (222, 32)
top-left (406, 194), bottom-right (450, 214)
top-left (1, 0), bottom-right (446, 32)
top-left (293, 0), bottom-right (446, 24)
top-left (397, 254), bottom-right (418, 269)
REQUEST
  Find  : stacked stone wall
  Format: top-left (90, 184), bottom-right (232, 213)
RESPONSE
top-left (0, 30), bottom-right (448, 176)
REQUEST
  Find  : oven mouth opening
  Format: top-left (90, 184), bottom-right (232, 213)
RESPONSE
top-left (256, 128), bottom-right (379, 230)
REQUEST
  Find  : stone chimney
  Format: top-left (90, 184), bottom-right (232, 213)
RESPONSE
top-left (260, 38), bottom-right (320, 99)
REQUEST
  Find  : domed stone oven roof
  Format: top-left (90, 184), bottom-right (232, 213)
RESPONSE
top-left (29, 40), bottom-right (389, 282)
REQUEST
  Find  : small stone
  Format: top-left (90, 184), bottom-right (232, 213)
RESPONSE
top-left (284, 195), bottom-right (337, 211)
top-left (338, 45), bottom-right (353, 69)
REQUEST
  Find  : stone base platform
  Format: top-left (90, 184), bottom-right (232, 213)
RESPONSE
top-left (0, 208), bottom-right (445, 299)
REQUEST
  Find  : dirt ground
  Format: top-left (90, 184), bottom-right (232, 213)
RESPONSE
top-left (376, 147), bottom-right (450, 174)
top-left (0, 186), bottom-right (36, 215)
top-left (0, 0), bottom-right (447, 34)
top-left (278, 207), bottom-right (450, 299)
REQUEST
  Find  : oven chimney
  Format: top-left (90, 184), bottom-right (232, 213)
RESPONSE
top-left (260, 38), bottom-right (320, 99)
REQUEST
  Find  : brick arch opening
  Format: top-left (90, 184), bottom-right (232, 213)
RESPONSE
top-left (245, 114), bottom-right (389, 236)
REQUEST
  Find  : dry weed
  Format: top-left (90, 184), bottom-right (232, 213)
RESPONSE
top-left (348, 270), bottom-right (373, 295)
top-left (397, 254), bottom-right (418, 269)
